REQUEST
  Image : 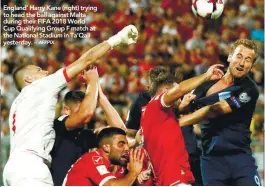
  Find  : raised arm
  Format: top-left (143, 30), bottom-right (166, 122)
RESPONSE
top-left (65, 25), bottom-right (138, 79)
top-left (98, 84), bottom-right (127, 132)
top-left (65, 67), bottom-right (99, 130)
top-left (163, 64), bottom-right (224, 106)
top-left (179, 83), bottom-right (259, 127)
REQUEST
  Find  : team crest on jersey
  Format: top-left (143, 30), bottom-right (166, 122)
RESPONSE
top-left (92, 156), bottom-right (103, 165)
top-left (239, 92), bottom-right (251, 103)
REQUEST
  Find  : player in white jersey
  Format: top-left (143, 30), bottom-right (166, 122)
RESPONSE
top-left (3, 25), bottom-right (138, 186)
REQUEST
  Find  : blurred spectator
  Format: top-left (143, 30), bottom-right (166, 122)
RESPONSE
top-left (251, 20), bottom-right (264, 42)
top-left (2, 48), bottom-right (18, 74)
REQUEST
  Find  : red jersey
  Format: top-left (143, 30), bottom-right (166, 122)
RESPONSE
top-left (63, 150), bottom-right (116, 186)
top-left (141, 92), bottom-right (195, 186)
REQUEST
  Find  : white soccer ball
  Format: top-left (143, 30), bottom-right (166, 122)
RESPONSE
top-left (191, 0), bottom-right (224, 19)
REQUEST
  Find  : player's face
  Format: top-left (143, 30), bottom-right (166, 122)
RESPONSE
top-left (25, 65), bottom-right (48, 82)
top-left (109, 135), bottom-right (129, 166)
top-left (228, 45), bottom-right (255, 79)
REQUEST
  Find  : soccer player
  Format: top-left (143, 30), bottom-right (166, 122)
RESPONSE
top-left (3, 25), bottom-right (138, 186)
top-left (140, 64), bottom-right (224, 186)
top-left (179, 39), bottom-right (262, 186)
top-left (63, 127), bottom-right (145, 186)
top-left (50, 67), bottom-right (99, 185)
top-left (126, 90), bottom-right (203, 185)
top-left (96, 84), bottom-right (154, 186)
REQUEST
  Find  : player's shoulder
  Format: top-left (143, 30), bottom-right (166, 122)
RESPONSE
top-left (150, 92), bottom-right (164, 103)
top-left (54, 115), bottom-right (68, 124)
top-left (135, 91), bottom-right (151, 106)
top-left (243, 76), bottom-right (259, 93)
top-left (238, 76), bottom-right (259, 101)
top-left (54, 115), bottom-right (69, 132)
top-left (83, 150), bottom-right (107, 166)
top-left (139, 91), bottom-right (152, 100)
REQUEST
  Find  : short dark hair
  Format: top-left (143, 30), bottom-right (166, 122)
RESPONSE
top-left (12, 63), bottom-right (31, 92)
top-left (64, 90), bottom-right (85, 105)
top-left (149, 66), bottom-right (176, 96)
top-left (97, 127), bottom-right (126, 147)
top-left (232, 39), bottom-right (259, 63)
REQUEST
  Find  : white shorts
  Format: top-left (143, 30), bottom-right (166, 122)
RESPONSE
top-left (3, 151), bottom-right (53, 186)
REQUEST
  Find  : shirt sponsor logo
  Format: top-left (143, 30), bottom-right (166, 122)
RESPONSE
top-left (92, 156), bottom-right (103, 165)
top-left (96, 165), bottom-right (110, 175)
top-left (231, 96), bottom-right (241, 108)
top-left (239, 92), bottom-right (251, 103)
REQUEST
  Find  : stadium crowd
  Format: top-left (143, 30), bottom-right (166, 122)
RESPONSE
top-left (1, 0), bottom-right (264, 185)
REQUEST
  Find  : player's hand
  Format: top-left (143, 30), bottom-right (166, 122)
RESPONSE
top-left (205, 64), bottom-right (224, 80)
top-left (178, 93), bottom-right (196, 111)
top-left (83, 65), bottom-right (99, 82)
top-left (119, 25), bottom-right (138, 45)
top-left (107, 25), bottom-right (138, 47)
top-left (137, 168), bottom-right (152, 184)
top-left (127, 149), bottom-right (144, 176)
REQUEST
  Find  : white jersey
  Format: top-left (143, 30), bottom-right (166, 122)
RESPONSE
top-left (8, 68), bottom-right (68, 163)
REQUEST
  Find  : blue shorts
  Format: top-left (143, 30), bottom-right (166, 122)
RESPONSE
top-left (201, 153), bottom-right (261, 186)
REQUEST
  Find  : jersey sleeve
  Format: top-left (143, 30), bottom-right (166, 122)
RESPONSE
top-left (34, 68), bottom-right (70, 93)
top-left (225, 86), bottom-right (259, 112)
top-left (126, 94), bottom-right (145, 130)
top-left (151, 92), bottom-right (171, 109)
top-left (141, 92), bottom-right (172, 124)
top-left (54, 115), bottom-right (68, 134)
top-left (126, 91), bottom-right (151, 130)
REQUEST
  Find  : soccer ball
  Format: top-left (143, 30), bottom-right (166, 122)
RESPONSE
top-left (191, 0), bottom-right (224, 19)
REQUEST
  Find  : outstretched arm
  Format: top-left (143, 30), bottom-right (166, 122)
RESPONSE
top-left (65, 25), bottom-right (138, 80)
top-left (98, 84), bottom-right (127, 132)
top-left (179, 100), bottom-right (232, 127)
top-left (162, 64), bottom-right (224, 107)
top-left (65, 67), bottom-right (99, 130)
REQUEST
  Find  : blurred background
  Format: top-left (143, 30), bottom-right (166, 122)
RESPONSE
top-left (1, 0), bottom-right (264, 185)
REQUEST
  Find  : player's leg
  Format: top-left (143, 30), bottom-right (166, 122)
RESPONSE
top-left (200, 155), bottom-right (230, 185)
top-left (230, 153), bottom-right (262, 186)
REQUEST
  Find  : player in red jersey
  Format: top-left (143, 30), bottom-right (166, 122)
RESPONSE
top-left (140, 65), bottom-right (224, 186)
top-left (63, 127), bottom-right (146, 186)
